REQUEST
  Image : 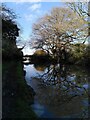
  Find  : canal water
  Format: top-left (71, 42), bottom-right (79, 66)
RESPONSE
top-left (24, 63), bottom-right (89, 118)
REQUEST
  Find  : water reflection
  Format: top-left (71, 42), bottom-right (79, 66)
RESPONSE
top-left (24, 63), bottom-right (89, 118)
top-left (34, 64), bottom-right (47, 72)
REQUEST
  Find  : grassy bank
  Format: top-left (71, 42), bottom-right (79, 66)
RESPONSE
top-left (2, 60), bottom-right (37, 119)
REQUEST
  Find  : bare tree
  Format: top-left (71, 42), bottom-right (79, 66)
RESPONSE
top-left (31, 7), bottom-right (86, 61)
top-left (67, 2), bottom-right (90, 43)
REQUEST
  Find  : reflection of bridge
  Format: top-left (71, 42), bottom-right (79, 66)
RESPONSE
top-left (23, 55), bottom-right (33, 64)
top-left (23, 56), bottom-right (30, 61)
top-left (23, 54), bottom-right (51, 65)
top-left (23, 55), bottom-right (32, 60)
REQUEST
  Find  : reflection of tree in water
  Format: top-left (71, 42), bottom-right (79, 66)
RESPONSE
top-left (33, 64), bottom-right (88, 105)
top-left (32, 64), bottom-right (89, 117)
top-left (34, 64), bottom-right (47, 72)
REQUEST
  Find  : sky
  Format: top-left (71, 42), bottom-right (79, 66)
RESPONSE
top-left (2, 1), bottom-right (66, 54)
top-left (4, 2), bottom-right (65, 40)
top-left (2, 0), bottom-right (88, 54)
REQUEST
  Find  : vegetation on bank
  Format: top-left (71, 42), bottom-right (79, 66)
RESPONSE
top-left (28, 43), bottom-right (90, 67)
top-left (2, 60), bottom-right (37, 118)
top-left (2, 4), bottom-right (22, 59)
top-left (30, 49), bottom-right (50, 63)
top-left (68, 44), bottom-right (90, 66)
top-left (1, 5), bottom-right (37, 119)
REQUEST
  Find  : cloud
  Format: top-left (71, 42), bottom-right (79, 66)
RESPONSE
top-left (23, 3), bottom-right (43, 22)
top-left (28, 3), bottom-right (41, 11)
top-left (2, 0), bottom-right (43, 2)
top-left (24, 9), bottom-right (45, 22)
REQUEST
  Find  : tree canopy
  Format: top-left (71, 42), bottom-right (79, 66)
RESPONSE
top-left (67, 2), bottom-right (90, 41)
top-left (1, 4), bottom-right (20, 43)
top-left (1, 4), bottom-right (22, 59)
top-left (31, 7), bottom-right (87, 61)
